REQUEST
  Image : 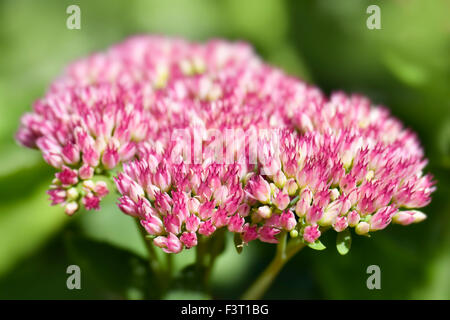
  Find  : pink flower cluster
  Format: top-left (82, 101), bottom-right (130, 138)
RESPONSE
top-left (16, 36), bottom-right (435, 252)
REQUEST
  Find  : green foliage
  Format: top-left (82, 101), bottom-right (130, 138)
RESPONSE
top-left (234, 233), bottom-right (243, 254)
top-left (63, 233), bottom-right (158, 299)
top-left (308, 240), bottom-right (327, 251)
top-left (336, 229), bottom-right (352, 256)
top-left (0, 182), bottom-right (66, 277)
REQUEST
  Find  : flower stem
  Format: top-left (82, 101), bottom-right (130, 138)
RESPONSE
top-left (134, 219), bottom-right (162, 276)
top-left (196, 235), bottom-right (207, 270)
top-left (241, 234), bottom-right (306, 300)
top-left (166, 253), bottom-right (174, 282)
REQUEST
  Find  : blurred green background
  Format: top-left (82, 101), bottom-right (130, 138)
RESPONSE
top-left (0, 0), bottom-right (449, 299)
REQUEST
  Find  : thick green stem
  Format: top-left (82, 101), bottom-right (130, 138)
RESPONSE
top-left (203, 228), bottom-right (226, 288)
top-left (166, 253), bottom-right (174, 280)
top-left (204, 253), bottom-right (218, 287)
top-left (196, 235), bottom-right (207, 270)
top-left (241, 234), bottom-right (306, 300)
top-left (134, 219), bottom-right (162, 276)
top-left (195, 235), bottom-right (211, 290)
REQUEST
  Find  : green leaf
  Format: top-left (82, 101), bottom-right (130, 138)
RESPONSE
top-left (336, 229), bottom-right (352, 255)
top-left (0, 161), bottom-right (53, 206)
top-left (0, 234), bottom-right (109, 299)
top-left (210, 233), bottom-right (254, 289)
top-left (78, 194), bottom-right (147, 258)
top-left (173, 263), bottom-right (208, 293)
top-left (308, 240), bottom-right (326, 251)
top-left (233, 233), bottom-right (243, 254)
top-left (64, 233), bottom-right (159, 299)
top-left (0, 183), bottom-right (66, 277)
top-left (208, 228), bottom-right (226, 257)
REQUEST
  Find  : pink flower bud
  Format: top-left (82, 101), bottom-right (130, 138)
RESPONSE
top-left (115, 173), bottom-right (134, 195)
top-left (284, 179), bottom-right (298, 196)
top-left (213, 185), bottom-right (229, 206)
top-left (318, 201), bottom-right (342, 226)
top-left (369, 206), bottom-right (397, 231)
top-left (15, 127), bottom-right (35, 148)
top-left (258, 226), bottom-right (280, 243)
top-left (138, 198), bottom-right (158, 218)
top-left (94, 181), bottom-right (109, 197)
top-left (211, 208), bottom-right (229, 228)
top-left (273, 191), bottom-right (290, 211)
top-left (306, 204), bottom-right (323, 224)
top-left (82, 147), bottom-right (100, 167)
top-left (180, 232), bottom-right (198, 248)
top-left (154, 192), bottom-right (173, 214)
top-left (198, 201), bottom-right (215, 220)
top-left (185, 214), bottom-right (200, 232)
top-left (228, 214), bottom-right (244, 232)
top-left (333, 216), bottom-right (348, 232)
top-left (55, 166), bottom-right (78, 186)
top-left (313, 189), bottom-right (331, 208)
top-left (47, 189), bottom-right (66, 205)
top-left (172, 200), bottom-right (189, 223)
top-left (145, 184), bottom-right (159, 201)
top-left (102, 145), bottom-right (120, 170)
top-left (153, 164), bottom-right (171, 192)
top-left (347, 188), bottom-right (358, 206)
top-left (198, 220), bottom-right (216, 236)
top-left (128, 181), bottom-right (145, 203)
top-left (242, 223), bottom-right (258, 243)
top-left (74, 127), bottom-right (92, 151)
top-left (280, 211), bottom-right (297, 231)
top-left (164, 213), bottom-right (182, 234)
top-left (62, 143), bottom-right (80, 164)
top-left (37, 137), bottom-right (61, 155)
top-left (79, 164), bottom-right (94, 180)
top-left (117, 196), bottom-right (137, 216)
top-left (339, 197), bottom-right (352, 215)
top-left (43, 153), bottom-right (63, 168)
top-left (187, 198), bottom-right (200, 215)
top-left (265, 214), bottom-right (281, 228)
top-left (347, 210), bottom-right (360, 227)
top-left (295, 187), bottom-right (312, 217)
top-left (303, 225), bottom-right (321, 243)
top-left (273, 170), bottom-right (287, 188)
top-left (118, 142), bottom-right (137, 162)
top-left (392, 211), bottom-right (415, 226)
top-left (237, 203), bottom-right (250, 217)
top-left (141, 215), bottom-right (164, 235)
top-left (155, 233), bottom-right (183, 253)
top-left (153, 236), bottom-right (167, 248)
top-left (246, 175), bottom-right (271, 203)
top-left (82, 193), bottom-right (100, 210)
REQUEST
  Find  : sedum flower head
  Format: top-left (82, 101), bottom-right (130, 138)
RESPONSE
top-left (17, 36), bottom-right (435, 252)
